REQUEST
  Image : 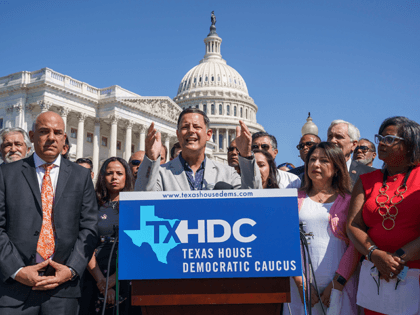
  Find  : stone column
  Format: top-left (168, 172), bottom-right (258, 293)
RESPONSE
top-left (76, 113), bottom-right (87, 159)
top-left (163, 134), bottom-right (170, 162)
top-left (215, 128), bottom-right (219, 153)
top-left (124, 120), bottom-right (134, 161)
top-left (25, 104), bottom-right (34, 131)
top-left (39, 100), bottom-right (52, 113)
top-left (5, 106), bottom-right (13, 128)
top-left (109, 115), bottom-right (118, 157)
top-left (223, 129), bottom-right (228, 152)
top-left (60, 107), bottom-right (70, 134)
top-left (93, 118), bottom-right (101, 180)
top-left (139, 125), bottom-right (146, 151)
top-left (13, 103), bottom-right (24, 128)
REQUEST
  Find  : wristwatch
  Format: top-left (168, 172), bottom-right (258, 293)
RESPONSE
top-left (242, 152), bottom-right (254, 160)
top-left (68, 267), bottom-right (78, 281)
top-left (396, 248), bottom-right (406, 259)
top-left (334, 274), bottom-right (347, 286)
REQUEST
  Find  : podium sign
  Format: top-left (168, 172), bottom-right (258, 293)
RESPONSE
top-left (119, 189), bottom-right (301, 280)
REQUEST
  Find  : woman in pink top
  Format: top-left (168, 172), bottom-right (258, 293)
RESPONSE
top-left (284, 142), bottom-right (360, 315)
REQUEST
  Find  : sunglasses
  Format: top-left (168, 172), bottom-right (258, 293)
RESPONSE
top-left (130, 160), bottom-right (142, 166)
top-left (374, 134), bottom-right (404, 146)
top-left (227, 146), bottom-right (239, 153)
top-left (252, 144), bottom-right (271, 151)
top-left (355, 145), bottom-right (373, 153)
top-left (296, 141), bottom-right (315, 150)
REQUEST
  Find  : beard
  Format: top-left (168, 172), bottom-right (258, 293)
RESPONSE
top-left (357, 156), bottom-right (373, 166)
top-left (4, 150), bottom-right (25, 163)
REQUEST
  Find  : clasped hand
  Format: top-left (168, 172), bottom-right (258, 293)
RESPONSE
top-left (371, 249), bottom-right (405, 282)
top-left (15, 259), bottom-right (72, 290)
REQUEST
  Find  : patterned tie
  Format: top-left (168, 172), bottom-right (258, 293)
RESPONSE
top-left (37, 163), bottom-right (55, 260)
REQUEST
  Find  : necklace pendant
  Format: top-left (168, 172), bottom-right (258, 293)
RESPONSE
top-left (382, 217), bottom-right (395, 230)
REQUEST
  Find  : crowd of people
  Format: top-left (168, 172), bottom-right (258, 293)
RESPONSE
top-left (0, 108), bottom-right (419, 315)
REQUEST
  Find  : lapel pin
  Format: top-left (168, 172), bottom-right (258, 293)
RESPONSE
top-left (352, 170), bottom-right (357, 174)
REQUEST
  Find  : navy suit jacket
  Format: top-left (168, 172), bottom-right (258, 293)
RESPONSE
top-left (0, 154), bottom-right (98, 306)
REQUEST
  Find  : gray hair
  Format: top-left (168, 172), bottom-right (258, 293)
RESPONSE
top-left (0, 127), bottom-right (32, 155)
top-left (328, 119), bottom-right (360, 142)
top-left (252, 131), bottom-right (278, 150)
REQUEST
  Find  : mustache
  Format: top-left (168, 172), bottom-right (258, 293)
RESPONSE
top-left (4, 150), bottom-right (24, 163)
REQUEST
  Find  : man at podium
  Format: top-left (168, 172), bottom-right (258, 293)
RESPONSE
top-left (135, 108), bottom-right (262, 191)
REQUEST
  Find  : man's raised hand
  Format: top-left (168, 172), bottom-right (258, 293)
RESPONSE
top-left (145, 122), bottom-right (162, 161)
top-left (235, 120), bottom-right (253, 158)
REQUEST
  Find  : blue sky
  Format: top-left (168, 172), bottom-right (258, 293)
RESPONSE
top-left (1, 0), bottom-right (419, 168)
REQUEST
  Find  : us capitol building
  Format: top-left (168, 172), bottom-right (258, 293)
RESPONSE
top-left (0, 13), bottom-right (264, 176)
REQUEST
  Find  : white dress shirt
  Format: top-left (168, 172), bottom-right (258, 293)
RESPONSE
top-left (346, 158), bottom-right (351, 172)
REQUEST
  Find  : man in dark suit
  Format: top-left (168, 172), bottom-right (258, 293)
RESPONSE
top-left (327, 119), bottom-right (375, 188)
top-left (0, 111), bottom-right (98, 314)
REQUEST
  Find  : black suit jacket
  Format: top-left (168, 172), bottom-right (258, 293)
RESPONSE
top-left (349, 160), bottom-right (375, 189)
top-left (0, 154), bottom-right (98, 306)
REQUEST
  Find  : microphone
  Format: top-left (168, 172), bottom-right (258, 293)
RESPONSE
top-left (213, 182), bottom-right (234, 190)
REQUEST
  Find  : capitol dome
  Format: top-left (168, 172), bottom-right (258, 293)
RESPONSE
top-left (173, 13), bottom-right (264, 163)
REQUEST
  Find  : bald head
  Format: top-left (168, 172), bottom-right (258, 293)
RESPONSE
top-left (29, 111), bottom-right (66, 163)
top-left (129, 150), bottom-right (145, 179)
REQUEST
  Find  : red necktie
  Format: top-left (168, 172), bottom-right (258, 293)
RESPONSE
top-left (37, 163), bottom-right (55, 260)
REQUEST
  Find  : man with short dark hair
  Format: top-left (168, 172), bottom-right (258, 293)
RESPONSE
top-left (252, 131), bottom-right (300, 188)
top-left (0, 127), bottom-right (32, 164)
top-left (352, 138), bottom-right (376, 167)
top-left (0, 111), bottom-right (98, 314)
top-left (327, 119), bottom-right (374, 187)
top-left (227, 138), bottom-right (240, 175)
top-left (170, 142), bottom-right (181, 160)
top-left (289, 133), bottom-right (321, 180)
top-left (129, 150), bottom-right (145, 180)
top-left (135, 108), bottom-right (261, 191)
top-left (75, 158), bottom-right (94, 179)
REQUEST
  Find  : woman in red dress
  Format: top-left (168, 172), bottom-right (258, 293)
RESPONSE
top-left (347, 116), bottom-right (420, 315)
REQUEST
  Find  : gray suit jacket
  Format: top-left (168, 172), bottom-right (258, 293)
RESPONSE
top-left (349, 160), bottom-right (375, 189)
top-left (135, 155), bottom-right (262, 191)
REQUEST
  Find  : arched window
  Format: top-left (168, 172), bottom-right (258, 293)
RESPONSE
top-left (195, 105), bottom-right (199, 108)
top-left (219, 104), bottom-right (222, 115)
top-left (205, 76), bottom-right (208, 82)
top-left (211, 76), bottom-right (214, 81)
top-left (211, 104), bottom-right (215, 115)
top-left (234, 106), bottom-right (237, 116)
top-left (199, 77), bottom-right (202, 82)
top-left (240, 107), bottom-right (243, 117)
top-left (203, 104), bottom-right (207, 114)
top-left (246, 108), bottom-right (248, 119)
top-left (227, 105), bottom-right (230, 115)
top-left (219, 134), bottom-right (223, 150)
top-left (218, 76), bottom-right (220, 81)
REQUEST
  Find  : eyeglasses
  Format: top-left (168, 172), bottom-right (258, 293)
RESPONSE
top-left (227, 146), bottom-right (239, 153)
top-left (130, 160), bottom-right (142, 166)
top-left (252, 144), bottom-right (271, 151)
top-left (374, 134), bottom-right (404, 146)
top-left (296, 141), bottom-right (315, 150)
top-left (355, 145), bottom-right (374, 153)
